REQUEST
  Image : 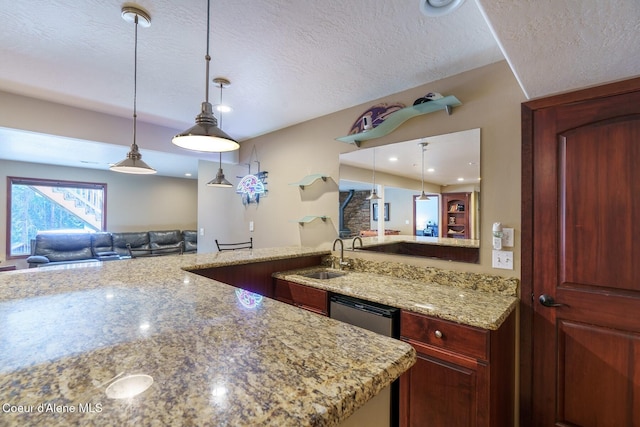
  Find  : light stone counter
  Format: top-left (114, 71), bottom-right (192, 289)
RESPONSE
top-left (0, 248), bottom-right (415, 426)
top-left (346, 234), bottom-right (480, 249)
top-left (273, 262), bottom-right (518, 331)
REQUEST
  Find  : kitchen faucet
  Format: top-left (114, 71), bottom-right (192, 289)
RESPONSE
top-left (332, 238), bottom-right (349, 270)
top-left (351, 236), bottom-right (363, 251)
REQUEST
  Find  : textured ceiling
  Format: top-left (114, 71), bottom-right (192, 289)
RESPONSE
top-left (476, 0), bottom-right (640, 99)
top-left (0, 0), bottom-right (502, 141)
top-left (0, 0), bottom-right (638, 177)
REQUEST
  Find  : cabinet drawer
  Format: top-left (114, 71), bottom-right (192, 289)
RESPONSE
top-left (274, 279), bottom-right (328, 316)
top-left (401, 310), bottom-right (488, 361)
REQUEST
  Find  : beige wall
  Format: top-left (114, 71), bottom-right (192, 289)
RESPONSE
top-left (1, 60), bottom-right (525, 278)
top-left (208, 61), bottom-right (526, 277)
top-left (0, 159), bottom-right (197, 268)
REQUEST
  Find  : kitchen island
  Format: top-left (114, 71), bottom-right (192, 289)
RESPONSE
top-left (0, 248), bottom-right (416, 426)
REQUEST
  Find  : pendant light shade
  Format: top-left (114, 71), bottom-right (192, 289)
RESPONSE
top-left (111, 143), bottom-right (156, 174)
top-left (111, 6), bottom-right (156, 175)
top-left (207, 152), bottom-right (233, 187)
top-left (417, 141), bottom-right (430, 201)
top-left (207, 79), bottom-right (233, 188)
top-left (366, 148), bottom-right (381, 201)
top-left (172, 0), bottom-right (239, 153)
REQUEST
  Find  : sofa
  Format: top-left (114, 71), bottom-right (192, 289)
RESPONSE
top-left (26, 230), bottom-right (197, 268)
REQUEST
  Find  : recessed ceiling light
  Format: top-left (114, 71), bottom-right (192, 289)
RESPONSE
top-left (420, 0), bottom-right (466, 17)
top-left (457, 177), bottom-right (464, 181)
top-left (389, 156), bottom-right (398, 162)
top-left (427, 168), bottom-right (435, 173)
top-left (185, 173), bottom-right (192, 177)
top-left (214, 104), bottom-right (233, 113)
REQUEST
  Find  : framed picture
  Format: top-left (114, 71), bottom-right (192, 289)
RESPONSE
top-left (372, 202), bottom-right (390, 221)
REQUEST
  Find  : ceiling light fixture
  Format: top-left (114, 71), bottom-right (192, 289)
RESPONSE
top-left (207, 152), bottom-right (232, 187)
top-left (366, 148), bottom-right (381, 201)
top-left (111, 6), bottom-right (156, 175)
top-left (207, 78), bottom-right (233, 187)
top-left (172, 0), bottom-right (239, 153)
top-left (417, 141), bottom-right (430, 201)
top-left (419, 0), bottom-right (466, 17)
top-left (213, 77), bottom-right (233, 113)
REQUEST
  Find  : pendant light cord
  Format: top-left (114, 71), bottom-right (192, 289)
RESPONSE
top-left (372, 149), bottom-right (376, 189)
top-left (132, 14), bottom-right (139, 147)
top-left (204, 0), bottom-right (211, 104)
top-left (421, 144), bottom-right (425, 194)
top-left (219, 81), bottom-right (223, 129)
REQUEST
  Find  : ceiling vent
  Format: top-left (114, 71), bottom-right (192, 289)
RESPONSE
top-left (420, 0), bottom-right (466, 17)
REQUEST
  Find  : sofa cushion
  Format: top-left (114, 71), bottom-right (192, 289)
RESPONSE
top-left (149, 230), bottom-right (183, 255)
top-left (25, 255), bottom-right (50, 266)
top-left (91, 232), bottom-right (114, 257)
top-left (32, 233), bottom-right (94, 262)
top-left (112, 232), bottom-right (150, 256)
top-left (182, 230), bottom-right (197, 253)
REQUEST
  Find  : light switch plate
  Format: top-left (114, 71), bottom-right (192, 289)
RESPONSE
top-left (492, 250), bottom-right (513, 270)
top-left (502, 228), bottom-right (514, 247)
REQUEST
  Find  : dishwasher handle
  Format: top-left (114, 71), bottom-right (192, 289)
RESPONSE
top-left (330, 295), bottom-right (398, 318)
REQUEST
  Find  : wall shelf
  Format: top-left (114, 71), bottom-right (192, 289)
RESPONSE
top-left (289, 174), bottom-right (328, 189)
top-left (336, 95), bottom-right (461, 146)
top-left (294, 215), bottom-right (328, 226)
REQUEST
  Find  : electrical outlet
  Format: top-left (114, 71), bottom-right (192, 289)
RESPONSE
top-left (502, 228), bottom-right (514, 247)
top-left (492, 250), bottom-right (513, 270)
top-left (199, 228), bottom-right (205, 236)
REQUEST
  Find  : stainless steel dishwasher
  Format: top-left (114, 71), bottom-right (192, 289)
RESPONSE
top-left (330, 295), bottom-right (400, 427)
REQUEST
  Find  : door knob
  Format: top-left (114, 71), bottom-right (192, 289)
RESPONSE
top-left (539, 294), bottom-right (567, 308)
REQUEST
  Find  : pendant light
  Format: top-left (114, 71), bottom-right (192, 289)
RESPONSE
top-left (172, 0), bottom-right (239, 153)
top-left (366, 148), bottom-right (381, 200)
top-left (207, 78), bottom-right (233, 187)
top-left (111, 6), bottom-right (156, 175)
top-left (417, 141), bottom-right (430, 201)
top-left (207, 152), bottom-right (232, 187)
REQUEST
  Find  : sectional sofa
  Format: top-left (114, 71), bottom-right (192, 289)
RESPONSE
top-left (26, 230), bottom-right (197, 268)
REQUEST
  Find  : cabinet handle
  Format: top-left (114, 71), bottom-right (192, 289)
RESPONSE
top-left (434, 330), bottom-right (443, 339)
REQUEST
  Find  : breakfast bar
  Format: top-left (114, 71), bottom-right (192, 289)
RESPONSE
top-left (0, 248), bottom-right (416, 426)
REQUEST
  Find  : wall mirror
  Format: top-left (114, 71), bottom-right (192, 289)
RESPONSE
top-left (338, 128), bottom-right (481, 263)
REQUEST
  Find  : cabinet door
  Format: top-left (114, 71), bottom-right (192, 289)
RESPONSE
top-left (400, 340), bottom-right (486, 427)
top-left (273, 279), bottom-right (328, 316)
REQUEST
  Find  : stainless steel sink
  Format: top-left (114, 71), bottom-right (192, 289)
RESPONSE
top-left (302, 270), bottom-right (347, 280)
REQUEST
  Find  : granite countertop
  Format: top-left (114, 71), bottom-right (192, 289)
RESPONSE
top-left (0, 248), bottom-right (415, 427)
top-left (273, 266), bottom-right (518, 331)
top-left (346, 234), bottom-right (480, 249)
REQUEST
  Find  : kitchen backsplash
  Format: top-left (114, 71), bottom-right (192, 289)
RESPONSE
top-left (322, 255), bottom-right (519, 297)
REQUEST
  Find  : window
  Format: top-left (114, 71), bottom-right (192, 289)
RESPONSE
top-left (7, 177), bottom-right (107, 258)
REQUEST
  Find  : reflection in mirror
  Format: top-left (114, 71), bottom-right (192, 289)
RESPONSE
top-left (338, 128), bottom-right (480, 263)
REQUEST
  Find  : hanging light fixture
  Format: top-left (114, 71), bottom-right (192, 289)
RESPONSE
top-left (417, 141), bottom-right (430, 201)
top-left (207, 78), bottom-right (233, 187)
top-left (111, 6), bottom-right (156, 175)
top-left (207, 152), bottom-right (232, 187)
top-left (366, 148), bottom-right (381, 200)
top-left (172, 0), bottom-right (239, 153)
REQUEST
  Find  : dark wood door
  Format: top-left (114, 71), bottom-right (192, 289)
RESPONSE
top-left (522, 78), bottom-right (640, 426)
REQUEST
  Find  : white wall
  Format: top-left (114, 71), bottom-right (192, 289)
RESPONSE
top-left (0, 159), bottom-right (197, 268)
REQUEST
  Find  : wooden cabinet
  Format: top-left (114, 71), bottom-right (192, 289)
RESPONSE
top-left (399, 310), bottom-right (515, 427)
top-left (273, 278), bottom-right (328, 316)
top-left (191, 255), bottom-right (322, 298)
top-left (442, 192), bottom-right (471, 239)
